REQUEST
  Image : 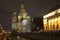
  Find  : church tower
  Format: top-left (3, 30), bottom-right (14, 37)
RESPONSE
top-left (12, 12), bottom-right (17, 30)
top-left (18, 3), bottom-right (30, 19)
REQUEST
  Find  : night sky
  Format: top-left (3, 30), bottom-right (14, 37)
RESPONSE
top-left (0, 0), bottom-right (60, 29)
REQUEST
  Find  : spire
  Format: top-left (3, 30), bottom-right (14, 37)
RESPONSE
top-left (20, 2), bottom-right (27, 18)
top-left (20, 2), bottom-right (26, 12)
top-left (21, 2), bottom-right (25, 9)
top-left (13, 9), bottom-right (17, 16)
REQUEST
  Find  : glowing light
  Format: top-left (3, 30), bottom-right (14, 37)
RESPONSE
top-left (22, 13), bottom-right (27, 18)
top-left (57, 8), bottom-right (60, 13)
top-left (17, 36), bottom-right (20, 39)
top-left (43, 11), bottom-right (56, 19)
top-left (52, 19), bottom-right (54, 22)
top-left (44, 19), bottom-right (47, 25)
top-left (55, 17), bottom-right (58, 21)
top-left (13, 12), bottom-right (16, 15)
top-left (22, 19), bottom-right (28, 26)
top-left (18, 16), bottom-right (21, 18)
top-left (27, 16), bottom-right (30, 19)
top-left (18, 16), bottom-right (21, 20)
top-left (37, 27), bottom-right (39, 30)
top-left (43, 19), bottom-right (47, 31)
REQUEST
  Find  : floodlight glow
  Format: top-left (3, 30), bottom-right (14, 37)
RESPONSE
top-left (22, 19), bottom-right (28, 26)
top-left (18, 16), bottom-right (21, 20)
top-left (57, 8), bottom-right (60, 13)
top-left (43, 11), bottom-right (56, 19)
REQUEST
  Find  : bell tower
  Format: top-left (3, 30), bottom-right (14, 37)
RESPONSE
top-left (12, 12), bottom-right (17, 30)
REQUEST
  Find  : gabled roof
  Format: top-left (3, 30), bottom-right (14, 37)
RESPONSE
top-left (45, 5), bottom-right (60, 15)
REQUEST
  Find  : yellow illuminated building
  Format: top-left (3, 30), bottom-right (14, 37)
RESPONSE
top-left (43, 8), bottom-right (60, 31)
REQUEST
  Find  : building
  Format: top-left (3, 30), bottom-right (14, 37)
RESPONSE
top-left (12, 3), bottom-right (31, 33)
top-left (43, 8), bottom-right (60, 31)
top-left (32, 17), bottom-right (43, 31)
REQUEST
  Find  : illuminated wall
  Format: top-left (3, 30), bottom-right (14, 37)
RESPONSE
top-left (58, 16), bottom-right (60, 30)
top-left (43, 8), bottom-right (60, 31)
top-left (43, 19), bottom-right (48, 31)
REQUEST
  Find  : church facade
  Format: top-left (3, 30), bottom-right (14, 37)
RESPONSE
top-left (12, 3), bottom-right (31, 33)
